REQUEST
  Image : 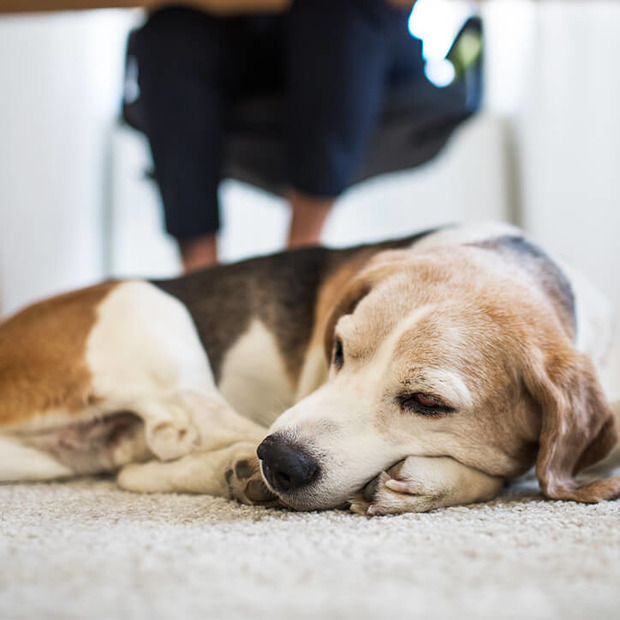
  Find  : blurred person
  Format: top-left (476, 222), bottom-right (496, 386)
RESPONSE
top-left (131, 0), bottom-right (421, 271)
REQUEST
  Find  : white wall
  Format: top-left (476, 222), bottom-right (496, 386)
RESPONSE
top-left (0, 9), bottom-right (136, 315)
top-left (484, 0), bottom-right (620, 304)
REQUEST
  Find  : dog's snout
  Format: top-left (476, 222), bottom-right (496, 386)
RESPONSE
top-left (257, 435), bottom-right (320, 493)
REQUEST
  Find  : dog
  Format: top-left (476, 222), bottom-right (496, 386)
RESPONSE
top-left (1, 222), bottom-right (619, 515)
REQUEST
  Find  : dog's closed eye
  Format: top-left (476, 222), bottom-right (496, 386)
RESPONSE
top-left (396, 392), bottom-right (455, 416)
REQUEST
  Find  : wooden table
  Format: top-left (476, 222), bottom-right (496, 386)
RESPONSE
top-left (0, 1), bottom-right (289, 15)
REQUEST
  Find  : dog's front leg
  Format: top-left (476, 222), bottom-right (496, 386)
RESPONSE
top-left (117, 440), bottom-right (278, 506)
top-left (350, 456), bottom-right (503, 516)
top-left (117, 391), bottom-right (278, 505)
top-left (120, 390), bottom-right (267, 462)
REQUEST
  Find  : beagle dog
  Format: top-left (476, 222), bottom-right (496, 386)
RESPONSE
top-left (1, 222), bottom-right (618, 515)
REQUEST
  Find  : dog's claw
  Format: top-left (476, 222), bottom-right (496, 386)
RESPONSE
top-left (384, 479), bottom-right (411, 493)
top-left (350, 460), bottom-right (448, 516)
top-left (348, 499), bottom-right (370, 516)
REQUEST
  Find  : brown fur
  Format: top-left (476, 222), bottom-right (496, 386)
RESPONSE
top-left (319, 245), bottom-right (620, 501)
top-left (524, 344), bottom-right (620, 502)
top-left (0, 282), bottom-right (118, 428)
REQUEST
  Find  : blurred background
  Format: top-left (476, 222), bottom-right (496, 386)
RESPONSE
top-left (0, 0), bottom-right (619, 394)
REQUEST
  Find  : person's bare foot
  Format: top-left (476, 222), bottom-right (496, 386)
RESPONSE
top-left (286, 189), bottom-right (335, 249)
top-left (179, 234), bottom-right (218, 273)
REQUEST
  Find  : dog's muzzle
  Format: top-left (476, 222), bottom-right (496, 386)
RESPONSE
top-left (257, 434), bottom-right (320, 494)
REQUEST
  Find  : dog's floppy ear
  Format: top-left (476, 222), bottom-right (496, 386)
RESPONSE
top-left (523, 344), bottom-right (620, 502)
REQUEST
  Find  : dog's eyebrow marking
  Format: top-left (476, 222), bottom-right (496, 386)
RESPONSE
top-left (334, 315), bottom-right (355, 341)
top-left (402, 368), bottom-right (473, 409)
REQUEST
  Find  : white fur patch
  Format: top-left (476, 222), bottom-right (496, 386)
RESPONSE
top-left (218, 319), bottom-right (294, 427)
top-left (0, 436), bottom-right (73, 481)
top-left (87, 281), bottom-right (215, 406)
top-left (412, 222), bottom-right (522, 253)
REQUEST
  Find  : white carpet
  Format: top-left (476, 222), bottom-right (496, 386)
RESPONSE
top-left (1, 464), bottom-right (619, 620)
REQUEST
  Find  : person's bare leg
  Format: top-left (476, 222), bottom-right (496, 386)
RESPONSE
top-left (286, 189), bottom-right (335, 249)
top-left (179, 233), bottom-right (218, 272)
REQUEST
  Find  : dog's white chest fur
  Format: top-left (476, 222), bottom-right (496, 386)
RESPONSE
top-left (218, 319), bottom-right (295, 427)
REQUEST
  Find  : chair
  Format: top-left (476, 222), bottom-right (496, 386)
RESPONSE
top-left (121, 16), bottom-right (484, 196)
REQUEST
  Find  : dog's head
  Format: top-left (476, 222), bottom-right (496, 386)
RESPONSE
top-left (258, 246), bottom-right (619, 510)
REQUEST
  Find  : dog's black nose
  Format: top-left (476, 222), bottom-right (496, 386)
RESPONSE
top-left (257, 435), bottom-right (320, 493)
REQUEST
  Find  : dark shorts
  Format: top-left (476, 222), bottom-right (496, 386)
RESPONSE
top-left (131, 0), bottom-right (424, 240)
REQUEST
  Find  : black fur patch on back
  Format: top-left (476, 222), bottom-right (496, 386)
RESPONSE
top-left (151, 228), bottom-right (440, 383)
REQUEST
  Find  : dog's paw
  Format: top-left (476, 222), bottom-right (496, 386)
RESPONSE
top-left (226, 452), bottom-right (280, 507)
top-left (350, 460), bottom-right (448, 516)
top-left (146, 419), bottom-right (199, 462)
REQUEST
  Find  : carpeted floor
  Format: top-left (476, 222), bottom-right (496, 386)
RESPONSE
top-left (1, 461), bottom-right (619, 620)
